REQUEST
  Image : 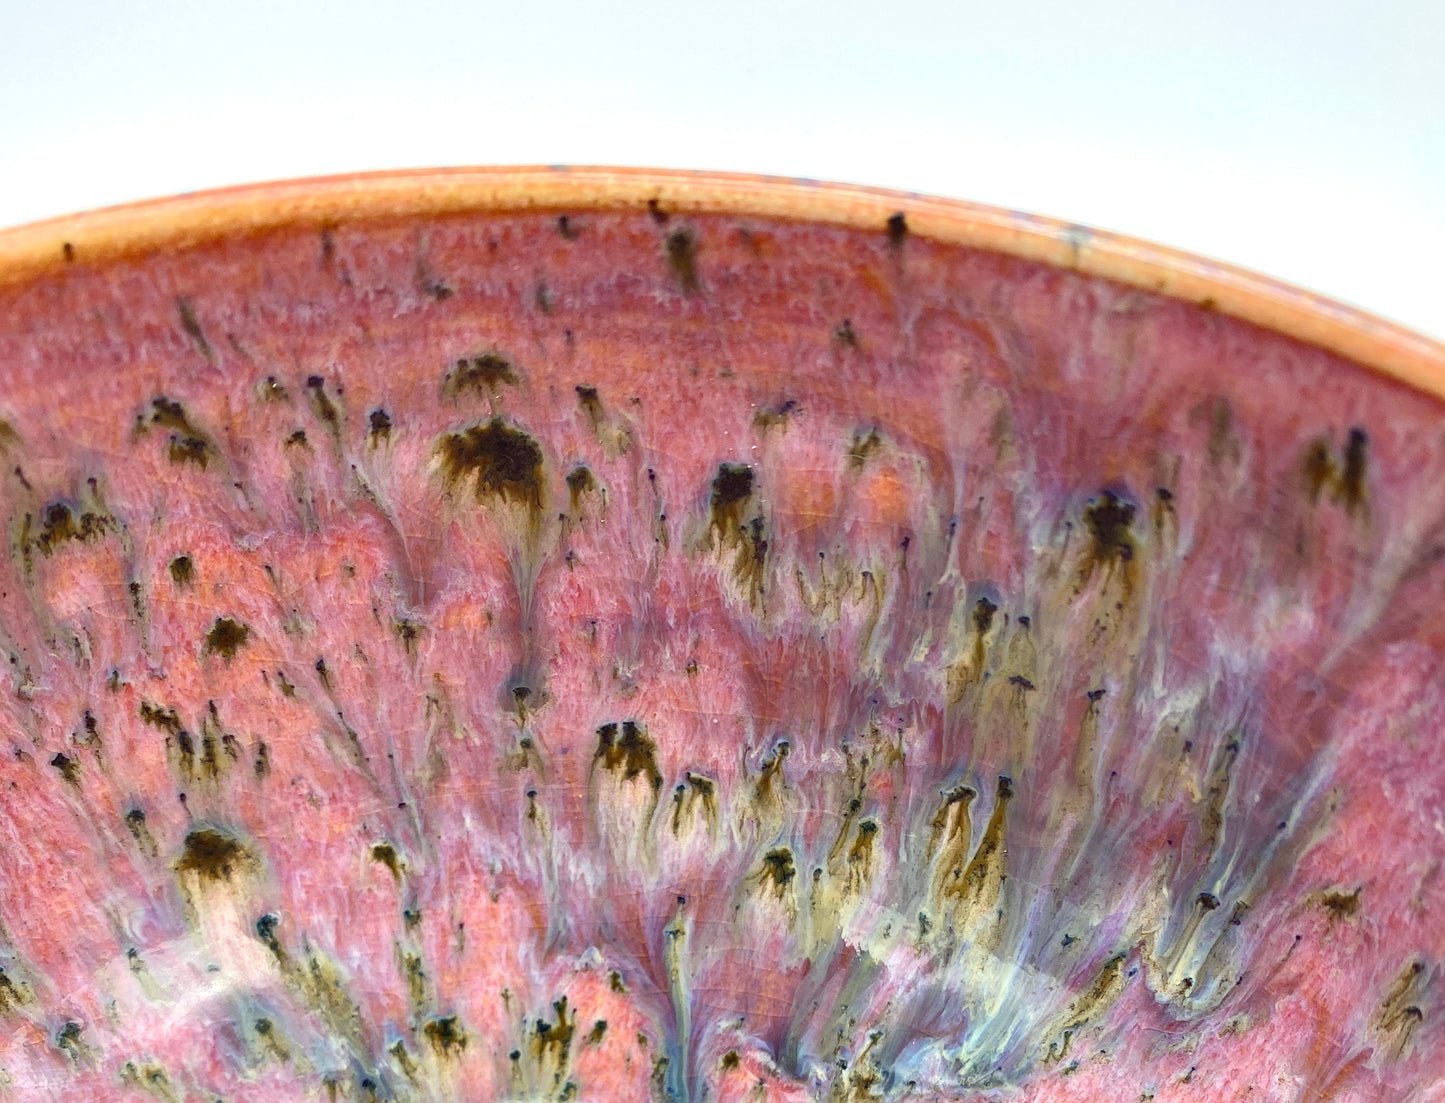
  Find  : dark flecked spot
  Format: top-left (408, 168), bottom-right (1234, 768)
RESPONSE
top-left (595, 721), bottom-right (663, 791)
top-left (973, 596), bottom-right (998, 634)
top-left (1084, 490), bottom-right (1136, 565)
top-left (1320, 887), bottom-right (1361, 919)
top-left (423, 1015), bottom-right (466, 1056)
top-left (168, 554), bottom-right (194, 587)
top-left (760, 847), bottom-right (796, 893)
top-left (174, 827), bottom-right (248, 882)
top-left (50, 752), bottom-right (79, 784)
top-left (204, 617), bottom-right (251, 660)
top-left (444, 354), bottom-right (520, 399)
top-left (139, 701), bottom-right (183, 734)
top-left (368, 408), bottom-right (393, 444)
top-left (435, 419), bottom-right (545, 510)
top-left (167, 435), bottom-right (210, 467)
top-left (710, 463), bottom-right (753, 517)
top-left (371, 841), bottom-right (402, 880)
top-left (32, 501), bottom-right (111, 556)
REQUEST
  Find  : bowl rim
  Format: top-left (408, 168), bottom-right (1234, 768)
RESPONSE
top-left (2, 164), bottom-right (1442, 400)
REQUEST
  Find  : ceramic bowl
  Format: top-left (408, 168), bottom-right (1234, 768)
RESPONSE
top-left (0, 168), bottom-right (1442, 1102)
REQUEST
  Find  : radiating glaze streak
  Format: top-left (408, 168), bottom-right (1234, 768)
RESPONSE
top-left (0, 206), bottom-right (1441, 1102)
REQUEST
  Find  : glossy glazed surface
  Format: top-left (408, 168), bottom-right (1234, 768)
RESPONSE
top-left (0, 176), bottom-right (1442, 1101)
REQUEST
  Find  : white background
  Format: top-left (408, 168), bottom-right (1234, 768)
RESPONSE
top-left (1, 0), bottom-right (1440, 338)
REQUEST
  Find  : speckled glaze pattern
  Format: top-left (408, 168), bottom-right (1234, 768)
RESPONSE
top-left (0, 173), bottom-right (1443, 1102)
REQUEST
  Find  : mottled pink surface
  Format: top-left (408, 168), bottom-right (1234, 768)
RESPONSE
top-left (0, 208), bottom-right (1442, 1101)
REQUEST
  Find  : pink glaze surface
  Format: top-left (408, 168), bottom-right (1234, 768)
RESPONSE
top-left (0, 175), bottom-right (1441, 1101)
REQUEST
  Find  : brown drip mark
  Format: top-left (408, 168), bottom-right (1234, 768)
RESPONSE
top-left (29, 500), bottom-right (112, 556)
top-left (174, 826), bottom-right (249, 882)
top-left (403, 952), bottom-right (428, 1019)
top-left (935, 777), bottom-right (1013, 937)
top-left (671, 772), bottom-right (718, 835)
top-left (1373, 960), bottom-right (1428, 1062)
top-left (595, 721), bottom-right (663, 792)
top-left (754, 740), bottom-right (790, 804)
top-left (393, 618), bottom-right (422, 655)
top-left (121, 1062), bottom-right (180, 1103)
top-left (390, 1040), bottom-right (419, 1082)
top-left (139, 701), bottom-right (184, 735)
top-left (168, 554), bottom-right (194, 587)
top-left (435, 419), bottom-right (545, 510)
top-left (305, 375), bottom-right (340, 431)
top-left (1316, 886), bottom-right (1361, 921)
top-left (176, 298), bottom-right (213, 362)
top-left (371, 841), bottom-right (403, 881)
top-left (1043, 953), bottom-right (1128, 1066)
top-left (1304, 439), bottom-right (1335, 502)
top-left (253, 1016), bottom-right (291, 1063)
top-left (444, 353), bottom-right (520, 399)
top-left (1303, 428), bottom-right (1370, 513)
top-left (1083, 490), bottom-right (1136, 568)
top-left (50, 752), bottom-right (79, 785)
top-left (845, 819), bottom-right (879, 887)
top-left (566, 465), bottom-right (598, 514)
top-left (255, 912), bottom-right (283, 955)
top-left (204, 617), bottom-right (251, 661)
top-left (1340, 428), bottom-right (1369, 511)
top-left (665, 227), bottom-right (700, 294)
top-left (0, 967), bottom-right (33, 1015)
top-left (124, 808), bottom-right (158, 856)
top-left (947, 596), bottom-right (999, 704)
top-left (708, 463), bottom-right (769, 601)
top-left (1199, 734), bottom-right (1241, 857)
top-left (576, 385), bottom-right (604, 427)
top-left (368, 408), bottom-right (392, 445)
top-left (423, 1014), bottom-right (467, 1057)
top-left (972, 596), bottom-right (998, 634)
top-left (758, 847), bottom-right (796, 896)
top-left (147, 395), bottom-right (215, 470)
top-left (533, 997), bottom-right (577, 1086)
top-left (886, 212), bottom-right (908, 248)
top-left (927, 785), bottom-right (977, 904)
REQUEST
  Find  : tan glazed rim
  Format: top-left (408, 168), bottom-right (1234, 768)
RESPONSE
top-left (2, 165), bottom-right (1443, 401)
